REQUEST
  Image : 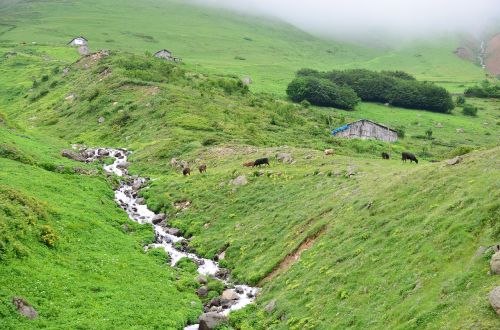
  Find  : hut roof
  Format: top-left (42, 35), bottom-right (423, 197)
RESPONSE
top-left (67, 36), bottom-right (88, 44)
top-left (155, 49), bottom-right (172, 55)
top-left (331, 119), bottom-right (397, 135)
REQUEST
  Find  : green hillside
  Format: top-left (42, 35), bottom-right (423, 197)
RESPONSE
top-left (0, 0), bottom-right (487, 94)
top-left (0, 1), bottom-right (499, 329)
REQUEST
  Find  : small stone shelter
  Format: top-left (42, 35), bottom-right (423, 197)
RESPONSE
top-left (154, 49), bottom-right (181, 62)
top-left (331, 119), bottom-right (398, 142)
top-left (67, 37), bottom-right (88, 47)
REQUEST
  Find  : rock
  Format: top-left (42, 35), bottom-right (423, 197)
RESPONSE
top-left (235, 286), bottom-right (244, 294)
top-left (132, 183), bottom-right (143, 191)
top-left (166, 228), bottom-right (181, 236)
top-left (98, 149), bottom-right (110, 156)
top-left (264, 299), bottom-right (277, 313)
top-left (456, 128), bottom-right (464, 133)
top-left (324, 149), bottom-right (334, 156)
top-left (197, 275), bottom-right (208, 285)
top-left (152, 213), bottom-right (166, 225)
top-left (208, 297), bottom-right (221, 307)
top-left (230, 175), bottom-right (248, 186)
top-left (215, 268), bottom-right (230, 280)
top-left (65, 93), bottom-right (75, 101)
top-left (491, 251), bottom-right (500, 275)
top-left (276, 153), bottom-right (293, 164)
top-left (98, 116), bottom-right (105, 124)
top-left (221, 289), bottom-right (239, 301)
top-left (12, 297), bottom-right (38, 320)
top-left (489, 287), bottom-right (500, 315)
top-left (197, 286), bottom-right (208, 297)
top-left (135, 197), bottom-right (145, 205)
top-left (170, 158), bottom-right (179, 167)
top-left (436, 122), bottom-right (443, 128)
top-left (174, 200), bottom-right (191, 210)
top-left (198, 312), bottom-right (227, 330)
top-left (384, 102), bottom-right (390, 106)
top-left (241, 76), bottom-right (252, 85)
top-left (78, 45), bottom-right (90, 56)
top-left (446, 156), bottom-right (462, 166)
top-left (61, 149), bottom-right (85, 162)
top-left (116, 161), bottom-right (130, 169)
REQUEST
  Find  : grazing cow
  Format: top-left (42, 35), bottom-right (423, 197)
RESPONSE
top-left (243, 161), bottom-right (254, 167)
top-left (182, 167), bottom-right (191, 176)
top-left (199, 164), bottom-right (207, 173)
top-left (253, 158), bottom-right (270, 167)
top-left (381, 152), bottom-right (390, 160)
top-left (401, 152), bottom-right (418, 164)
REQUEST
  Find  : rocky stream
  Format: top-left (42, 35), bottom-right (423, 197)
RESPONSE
top-left (75, 147), bottom-right (259, 330)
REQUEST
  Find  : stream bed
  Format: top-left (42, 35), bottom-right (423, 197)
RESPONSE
top-left (80, 147), bottom-right (259, 329)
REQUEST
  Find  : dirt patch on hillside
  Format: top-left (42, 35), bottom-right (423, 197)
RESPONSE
top-left (486, 33), bottom-right (500, 76)
top-left (259, 226), bottom-right (326, 285)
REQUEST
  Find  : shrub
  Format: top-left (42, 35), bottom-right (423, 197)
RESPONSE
top-left (450, 145), bottom-right (474, 157)
top-left (425, 128), bottom-right (433, 139)
top-left (462, 104), bottom-right (478, 116)
top-left (455, 96), bottom-right (466, 106)
top-left (286, 76), bottom-right (360, 110)
top-left (40, 225), bottom-right (58, 247)
top-left (464, 80), bottom-right (500, 98)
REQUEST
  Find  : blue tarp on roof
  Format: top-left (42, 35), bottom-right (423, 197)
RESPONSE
top-left (331, 124), bottom-right (349, 136)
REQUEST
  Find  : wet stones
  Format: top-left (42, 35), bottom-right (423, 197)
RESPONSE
top-left (152, 213), bottom-right (166, 225)
top-left (198, 312), bottom-right (227, 330)
top-left (215, 268), bottom-right (230, 280)
top-left (12, 297), bottom-right (38, 320)
top-left (197, 275), bottom-right (208, 285)
top-left (197, 286), bottom-right (209, 297)
top-left (491, 251), bottom-right (500, 275)
top-left (221, 289), bottom-right (239, 301)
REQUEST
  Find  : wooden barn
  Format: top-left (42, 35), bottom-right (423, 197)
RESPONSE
top-left (331, 119), bottom-right (398, 142)
top-left (154, 49), bottom-right (181, 62)
top-left (67, 36), bottom-right (88, 47)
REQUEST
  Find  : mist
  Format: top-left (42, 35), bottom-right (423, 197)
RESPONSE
top-left (190, 0), bottom-right (500, 43)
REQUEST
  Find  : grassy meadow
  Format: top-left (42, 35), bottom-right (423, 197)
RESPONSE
top-left (0, 1), bottom-right (499, 329)
top-left (0, 0), bottom-right (488, 94)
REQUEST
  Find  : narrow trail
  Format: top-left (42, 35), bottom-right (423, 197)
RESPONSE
top-left (80, 147), bottom-right (259, 329)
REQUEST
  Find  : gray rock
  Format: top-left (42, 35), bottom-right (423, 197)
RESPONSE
top-left (489, 286), bottom-right (500, 315)
top-left (12, 297), bottom-right (38, 320)
top-left (61, 149), bottom-right (85, 162)
top-left (197, 286), bottom-right (208, 297)
top-left (446, 156), bottom-right (462, 166)
top-left (135, 197), bottom-right (145, 205)
top-left (98, 149), bottom-right (109, 156)
top-left (152, 213), bottom-right (166, 225)
top-left (264, 299), bottom-right (277, 313)
top-left (199, 312), bottom-right (227, 330)
top-left (116, 161), bottom-right (130, 169)
top-left (197, 275), bottom-right (208, 285)
top-left (276, 153), bottom-right (293, 164)
top-left (491, 251), bottom-right (500, 275)
top-left (231, 175), bottom-right (248, 186)
top-left (166, 228), bottom-right (181, 236)
top-left (98, 116), bottom-right (105, 124)
top-left (221, 289), bottom-right (239, 301)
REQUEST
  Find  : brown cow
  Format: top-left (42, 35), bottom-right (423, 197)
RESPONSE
top-left (183, 167), bottom-right (191, 176)
top-left (199, 164), bottom-right (207, 173)
top-left (243, 161), bottom-right (254, 167)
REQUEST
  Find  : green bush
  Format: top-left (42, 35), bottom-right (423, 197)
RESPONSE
top-left (464, 80), bottom-right (500, 98)
top-left (450, 145), bottom-right (474, 157)
top-left (286, 76), bottom-right (360, 110)
top-left (40, 224), bottom-right (58, 247)
top-left (455, 95), bottom-right (466, 106)
top-left (462, 104), bottom-right (478, 116)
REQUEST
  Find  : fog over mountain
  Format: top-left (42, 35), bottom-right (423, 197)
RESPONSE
top-left (190, 0), bottom-right (500, 42)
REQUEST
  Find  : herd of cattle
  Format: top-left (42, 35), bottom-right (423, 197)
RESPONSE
top-left (179, 151), bottom-right (418, 176)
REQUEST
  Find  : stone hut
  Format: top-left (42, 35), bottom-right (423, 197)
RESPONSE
top-left (154, 49), bottom-right (181, 62)
top-left (67, 37), bottom-right (88, 47)
top-left (331, 119), bottom-right (398, 142)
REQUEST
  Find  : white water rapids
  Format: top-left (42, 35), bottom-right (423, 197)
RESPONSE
top-left (80, 147), bottom-right (259, 329)
top-left (478, 40), bottom-right (486, 69)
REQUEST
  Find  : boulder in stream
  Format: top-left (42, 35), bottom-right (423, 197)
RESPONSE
top-left (61, 149), bottom-right (85, 162)
top-left (152, 213), bottom-right (166, 224)
top-left (221, 289), bottom-right (239, 301)
top-left (199, 312), bottom-right (227, 330)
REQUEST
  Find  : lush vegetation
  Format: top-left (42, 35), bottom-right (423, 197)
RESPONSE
top-left (465, 80), bottom-right (500, 98)
top-left (292, 69), bottom-right (455, 113)
top-left (0, 0), bottom-right (499, 328)
top-left (286, 76), bottom-right (360, 110)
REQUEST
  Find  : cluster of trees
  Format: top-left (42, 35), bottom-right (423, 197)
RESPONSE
top-left (464, 80), bottom-right (500, 98)
top-left (287, 68), bottom-right (454, 113)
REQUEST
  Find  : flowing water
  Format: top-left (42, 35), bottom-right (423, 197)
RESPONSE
top-left (478, 40), bottom-right (486, 69)
top-left (80, 147), bottom-right (259, 329)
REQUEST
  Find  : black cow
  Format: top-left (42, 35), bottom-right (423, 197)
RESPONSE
top-left (402, 152), bottom-right (418, 164)
top-left (381, 152), bottom-right (390, 160)
top-left (253, 158), bottom-right (270, 167)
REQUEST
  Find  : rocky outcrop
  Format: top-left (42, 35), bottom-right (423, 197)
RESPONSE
top-left (61, 149), bottom-right (85, 162)
top-left (152, 213), bottom-right (166, 225)
top-left (276, 153), bottom-right (293, 164)
top-left (230, 175), bottom-right (248, 186)
top-left (12, 297), bottom-right (38, 320)
top-left (446, 156), bottom-right (462, 166)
